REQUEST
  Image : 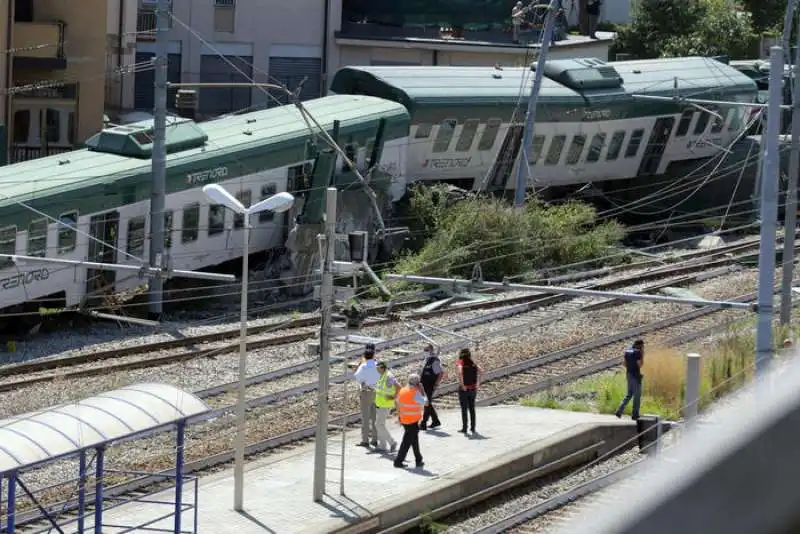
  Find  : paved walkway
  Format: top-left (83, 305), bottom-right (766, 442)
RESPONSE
top-left (97, 406), bottom-right (629, 534)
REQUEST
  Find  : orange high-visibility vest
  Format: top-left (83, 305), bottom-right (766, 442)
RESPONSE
top-left (396, 386), bottom-right (423, 424)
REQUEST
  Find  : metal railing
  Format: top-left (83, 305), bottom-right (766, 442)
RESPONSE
top-left (10, 145), bottom-right (73, 163)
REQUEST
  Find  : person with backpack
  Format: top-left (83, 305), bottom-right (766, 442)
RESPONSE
top-left (456, 348), bottom-right (483, 434)
top-left (419, 344), bottom-right (444, 430)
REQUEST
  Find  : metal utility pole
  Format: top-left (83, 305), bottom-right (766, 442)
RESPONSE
top-left (513, 0), bottom-right (560, 208)
top-left (781, 28), bottom-right (800, 324)
top-left (313, 187), bottom-right (337, 502)
top-left (755, 46), bottom-right (785, 378)
top-left (147, 0), bottom-right (169, 321)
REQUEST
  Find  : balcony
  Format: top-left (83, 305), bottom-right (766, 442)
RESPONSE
top-left (10, 82), bottom-right (77, 100)
top-left (12, 21), bottom-right (67, 69)
top-left (10, 145), bottom-right (73, 164)
top-left (137, 8), bottom-right (172, 41)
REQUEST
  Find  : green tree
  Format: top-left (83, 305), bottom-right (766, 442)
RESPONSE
top-left (612, 0), bottom-right (758, 59)
top-left (741, 0), bottom-right (786, 34)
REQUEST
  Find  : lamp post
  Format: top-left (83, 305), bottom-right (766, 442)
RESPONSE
top-left (201, 184), bottom-right (295, 511)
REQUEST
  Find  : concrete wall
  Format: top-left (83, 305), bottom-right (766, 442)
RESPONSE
top-left (0, 0), bottom-right (8, 129)
top-left (105, 0), bottom-right (138, 111)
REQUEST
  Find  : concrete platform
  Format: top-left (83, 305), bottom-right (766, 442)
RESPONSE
top-left (98, 407), bottom-right (636, 534)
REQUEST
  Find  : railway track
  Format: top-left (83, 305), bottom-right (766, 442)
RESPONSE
top-left (8, 280), bottom-right (771, 532)
top-left (0, 239), bottom-right (774, 393)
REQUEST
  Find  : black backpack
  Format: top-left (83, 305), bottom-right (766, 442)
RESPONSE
top-left (462, 362), bottom-right (478, 386)
top-left (421, 356), bottom-right (439, 381)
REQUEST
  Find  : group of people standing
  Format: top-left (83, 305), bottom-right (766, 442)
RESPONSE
top-left (353, 343), bottom-right (483, 469)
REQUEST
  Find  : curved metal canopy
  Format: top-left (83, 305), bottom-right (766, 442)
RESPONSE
top-left (0, 382), bottom-right (209, 473)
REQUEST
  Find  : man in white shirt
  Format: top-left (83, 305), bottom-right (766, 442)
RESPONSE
top-left (354, 343), bottom-right (380, 447)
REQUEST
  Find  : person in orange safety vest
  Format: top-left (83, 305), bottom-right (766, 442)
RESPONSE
top-left (393, 373), bottom-right (427, 469)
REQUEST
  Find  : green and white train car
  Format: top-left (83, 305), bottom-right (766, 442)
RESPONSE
top-left (330, 57), bottom-right (759, 192)
top-left (0, 95), bottom-right (409, 320)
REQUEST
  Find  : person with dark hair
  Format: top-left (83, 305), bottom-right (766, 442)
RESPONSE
top-left (456, 347), bottom-right (483, 434)
top-left (419, 344), bottom-right (444, 430)
top-left (354, 343), bottom-right (380, 447)
top-left (616, 339), bottom-right (644, 420)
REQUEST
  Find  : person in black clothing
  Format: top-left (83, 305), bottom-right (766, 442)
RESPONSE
top-left (419, 344), bottom-right (444, 430)
top-left (586, 0), bottom-right (602, 39)
top-left (616, 339), bottom-right (644, 420)
top-left (456, 348), bottom-right (483, 434)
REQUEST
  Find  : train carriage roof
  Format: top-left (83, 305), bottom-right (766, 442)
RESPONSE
top-left (329, 56), bottom-right (758, 111)
top-left (0, 95), bottom-right (409, 209)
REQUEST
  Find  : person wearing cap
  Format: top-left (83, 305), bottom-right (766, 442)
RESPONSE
top-left (616, 339), bottom-right (644, 420)
top-left (394, 373), bottom-right (427, 469)
top-left (354, 343), bottom-right (380, 447)
top-left (419, 344), bottom-right (444, 430)
top-left (374, 361), bottom-right (399, 452)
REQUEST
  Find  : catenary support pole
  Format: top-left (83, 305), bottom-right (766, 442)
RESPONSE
top-left (684, 353), bottom-right (701, 426)
top-left (313, 187), bottom-right (337, 502)
top-left (78, 451), bottom-right (86, 533)
top-left (233, 212), bottom-right (250, 511)
top-left (94, 447), bottom-right (105, 534)
top-left (175, 421), bottom-right (185, 533)
top-left (781, 27), bottom-right (800, 324)
top-left (756, 46), bottom-right (786, 379)
top-left (147, 0), bottom-right (170, 321)
top-left (513, 0), bottom-right (560, 208)
top-left (7, 472), bottom-right (15, 534)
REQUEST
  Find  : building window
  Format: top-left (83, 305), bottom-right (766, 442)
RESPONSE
top-left (57, 211), bottom-right (78, 254)
top-left (182, 203), bottom-right (200, 243)
top-left (478, 119), bottom-right (502, 151)
top-left (45, 109), bottom-right (60, 144)
top-left (214, 0), bottom-right (236, 32)
top-left (415, 124), bottom-right (432, 139)
top-left (13, 110), bottom-right (30, 144)
top-left (530, 135), bottom-right (545, 163)
top-left (164, 210), bottom-right (174, 249)
top-left (27, 218), bottom-right (48, 257)
top-left (208, 204), bottom-right (225, 236)
top-left (455, 119), bottom-right (480, 152)
top-left (234, 190), bottom-right (252, 229)
top-left (566, 135), bottom-right (586, 165)
top-left (67, 112), bottom-right (76, 145)
top-left (545, 135), bottom-right (566, 165)
top-left (127, 216), bottom-right (146, 257)
top-left (711, 109), bottom-right (729, 133)
top-left (694, 112), bottom-right (710, 135)
top-left (625, 129), bottom-right (645, 158)
top-left (676, 109), bottom-right (694, 137)
top-left (586, 133), bottom-right (606, 162)
top-left (606, 131), bottom-right (626, 160)
top-left (288, 163), bottom-right (312, 194)
top-left (260, 184), bottom-right (278, 222)
top-left (432, 119), bottom-right (457, 153)
top-left (0, 226), bottom-right (16, 268)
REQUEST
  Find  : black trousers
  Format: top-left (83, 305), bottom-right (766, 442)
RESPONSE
top-left (459, 389), bottom-right (476, 431)
top-left (421, 381), bottom-right (440, 427)
top-left (394, 422), bottom-right (423, 465)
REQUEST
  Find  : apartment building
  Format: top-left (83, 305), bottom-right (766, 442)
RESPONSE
top-left (1, 0), bottom-right (138, 164)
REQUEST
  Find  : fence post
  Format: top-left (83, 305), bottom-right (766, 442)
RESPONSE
top-left (685, 353), bottom-right (702, 426)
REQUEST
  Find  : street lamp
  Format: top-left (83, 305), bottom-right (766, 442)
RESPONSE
top-left (201, 183), bottom-right (295, 511)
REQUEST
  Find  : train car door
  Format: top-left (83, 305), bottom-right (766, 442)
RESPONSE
top-left (85, 211), bottom-right (120, 303)
top-left (638, 117), bottom-right (675, 177)
top-left (487, 124), bottom-right (524, 190)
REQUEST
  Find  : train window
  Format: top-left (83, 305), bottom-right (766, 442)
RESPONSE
top-left (0, 226), bottom-right (16, 268)
top-left (676, 110), bottom-right (694, 137)
top-left (545, 135), bottom-right (566, 165)
top-left (234, 190), bottom-right (252, 229)
top-left (432, 119), bottom-right (457, 153)
top-left (728, 108), bottom-right (743, 132)
top-left (181, 203), bottom-right (200, 243)
top-left (127, 216), bottom-right (146, 257)
top-left (711, 109), bottom-right (730, 133)
top-left (478, 119), bottom-right (502, 151)
top-left (365, 138), bottom-right (376, 162)
top-left (343, 143), bottom-right (356, 171)
top-left (259, 183), bottom-right (278, 222)
top-left (27, 217), bottom-right (48, 257)
top-left (566, 135), bottom-right (586, 165)
top-left (531, 135), bottom-right (545, 163)
top-left (586, 133), bottom-right (606, 163)
top-left (288, 163), bottom-right (311, 194)
top-left (208, 204), bottom-right (225, 236)
top-left (694, 111), bottom-right (710, 135)
top-left (415, 124), bottom-right (432, 139)
top-left (625, 129), bottom-right (645, 158)
top-left (57, 211), bottom-right (78, 254)
top-left (606, 131), bottom-right (626, 160)
top-left (455, 119), bottom-right (480, 152)
top-left (164, 210), bottom-right (174, 249)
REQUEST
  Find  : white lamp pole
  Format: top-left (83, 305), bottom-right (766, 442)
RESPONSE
top-left (201, 184), bottom-right (295, 512)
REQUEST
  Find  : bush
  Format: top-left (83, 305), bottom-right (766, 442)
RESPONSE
top-left (390, 189), bottom-right (624, 289)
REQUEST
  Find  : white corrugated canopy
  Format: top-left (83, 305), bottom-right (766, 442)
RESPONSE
top-left (0, 382), bottom-right (209, 473)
